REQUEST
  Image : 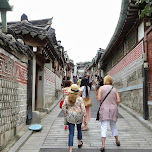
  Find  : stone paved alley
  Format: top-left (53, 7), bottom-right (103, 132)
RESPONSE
top-left (9, 89), bottom-right (152, 152)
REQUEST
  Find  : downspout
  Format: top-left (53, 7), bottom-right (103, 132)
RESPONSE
top-left (26, 60), bottom-right (33, 124)
top-left (143, 64), bottom-right (149, 120)
top-left (142, 41), bottom-right (149, 120)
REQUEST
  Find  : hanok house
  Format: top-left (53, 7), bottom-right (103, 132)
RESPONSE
top-left (0, 32), bottom-right (33, 150)
top-left (85, 48), bottom-right (104, 78)
top-left (99, 0), bottom-right (152, 122)
top-left (63, 50), bottom-right (74, 80)
top-left (6, 15), bottom-right (65, 124)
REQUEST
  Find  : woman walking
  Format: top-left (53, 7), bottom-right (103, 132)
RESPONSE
top-left (97, 75), bottom-right (120, 152)
top-left (62, 84), bottom-right (87, 152)
top-left (80, 78), bottom-right (91, 131)
top-left (61, 80), bottom-right (72, 130)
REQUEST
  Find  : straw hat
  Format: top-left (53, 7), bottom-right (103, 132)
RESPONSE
top-left (69, 84), bottom-right (81, 93)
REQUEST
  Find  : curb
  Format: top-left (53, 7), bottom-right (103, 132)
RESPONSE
top-left (8, 95), bottom-right (63, 152)
top-left (8, 130), bottom-right (32, 152)
top-left (43, 95), bottom-right (63, 114)
top-left (119, 103), bottom-right (152, 132)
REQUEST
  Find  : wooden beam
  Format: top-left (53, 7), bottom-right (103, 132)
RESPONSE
top-left (20, 34), bottom-right (47, 46)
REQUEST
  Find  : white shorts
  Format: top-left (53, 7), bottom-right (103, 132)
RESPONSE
top-left (101, 120), bottom-right (118, 137)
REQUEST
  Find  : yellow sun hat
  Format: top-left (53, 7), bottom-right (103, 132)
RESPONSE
top-left (69, 84), bottom-right (81, 93)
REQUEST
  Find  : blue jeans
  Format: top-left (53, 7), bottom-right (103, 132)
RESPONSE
top-left (68, 123), bottom-right (82, 146)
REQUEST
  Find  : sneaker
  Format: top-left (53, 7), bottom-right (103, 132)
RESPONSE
top-left (65, 125), bottom-right (68, 130)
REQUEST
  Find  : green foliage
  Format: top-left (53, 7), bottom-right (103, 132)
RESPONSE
top-left (134, 0), bottom-right (152, 18)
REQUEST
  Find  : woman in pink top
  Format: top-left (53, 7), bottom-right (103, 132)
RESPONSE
top-left (97, 75), bottom-right (120, 152)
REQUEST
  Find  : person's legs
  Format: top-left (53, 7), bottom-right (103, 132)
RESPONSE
top-left (68, 123), bottom-right (75, 152)
top-left (77, 123), bottom-right (83, 147)
top-left (82, 107), bottom-right (90, 131)
top-left (110, 120), bottom-right (120, 146)
top-left (89, 83), bottom-right (92, 89)
top-left (101, 120), bottom-right (109, 149)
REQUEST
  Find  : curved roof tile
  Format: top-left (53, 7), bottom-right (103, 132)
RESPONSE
top-left (100, 0), bottom-right (140, 67)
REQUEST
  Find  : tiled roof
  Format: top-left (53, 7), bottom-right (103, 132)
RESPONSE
top-left (8, 22), bottom-right (57, 45)
top-left (101, 0), bottom-right (141, 67)
top-left (6, 20), bottom-right (59, 59)
top-left (0, 32), bottom-right (33, 57)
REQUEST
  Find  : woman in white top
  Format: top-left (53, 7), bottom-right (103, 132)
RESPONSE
top-left (80, 78), bottom-right (91, 131)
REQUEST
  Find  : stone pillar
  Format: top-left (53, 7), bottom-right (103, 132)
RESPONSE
top-left (36, 68), bottom-right (45, 110)
top-left (32, 57), bottom-right (36, 111)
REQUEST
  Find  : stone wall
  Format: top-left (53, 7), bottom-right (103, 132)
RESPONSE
top-left (44, 67), bottom-right (55, 108)
top-left (0, 48), bottom-right (28, 150)
top-left (44, 67), bottom-right (62, 108)
top-left (108, 41), bottom-right (144, 115)
top-left (55, 74), bottom-right (62, 99)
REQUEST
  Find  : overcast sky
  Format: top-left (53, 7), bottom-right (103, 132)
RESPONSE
top-left (3, 0), bottom-right (122, 64)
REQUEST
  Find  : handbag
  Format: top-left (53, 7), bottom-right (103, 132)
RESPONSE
top-left (59, 100), bottom-right (64, 109)
top-left (96, 86), bottom-right (113, 121)
top-left (83, 96), bottom-right (92, 107)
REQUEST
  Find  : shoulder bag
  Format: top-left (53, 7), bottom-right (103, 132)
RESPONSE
top-left (96, 86), bottom-right (113, 121)
top-left (83, 96), bottom-right (92, 107)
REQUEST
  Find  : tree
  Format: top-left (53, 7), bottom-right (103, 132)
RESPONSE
top-left (134, 0), bottom-right (152, 18)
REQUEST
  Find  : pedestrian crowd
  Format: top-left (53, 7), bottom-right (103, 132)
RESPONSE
top-left (61, 75), bottom-right (120, 152)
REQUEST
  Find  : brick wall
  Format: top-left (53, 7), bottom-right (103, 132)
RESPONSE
top-left (0, 48), bottom-right (28, 149)
top-left (56, 75), bottom-right (62, 90)
top-left (108, 41), bottom-right (144, 114)
top-left (44, 67), bottom-right (55, 108)
top-left (44, 67), bottom-right (62, 108)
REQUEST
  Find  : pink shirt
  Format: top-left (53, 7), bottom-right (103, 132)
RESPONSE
top-left (99, 85), bottom-right (118, 122)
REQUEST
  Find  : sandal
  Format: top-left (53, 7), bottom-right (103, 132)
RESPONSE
top-left (81, 126), bottom-right (85, 129)
top-left (82, 127), bottom-right (88, 131)
top-left (100, 147), bottom-right (105, 152)
top-left (116, 141), bottom-right (120, 146)
top-left (78, 141), bottom-right (83, 148)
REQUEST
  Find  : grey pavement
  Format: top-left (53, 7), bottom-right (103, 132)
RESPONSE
top-left (10, 89), bottom-right (152, 152)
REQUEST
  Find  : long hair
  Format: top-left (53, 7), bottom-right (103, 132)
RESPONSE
top-left (64, 80), bottom-right (71, 87)
top-left (80, 78), bottom-right (89, 97)
top-left (68, 92), bottom-right (78, 106)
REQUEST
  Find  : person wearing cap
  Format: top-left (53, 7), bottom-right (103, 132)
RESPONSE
top-left (62, 84), bottom-right (87, 152)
